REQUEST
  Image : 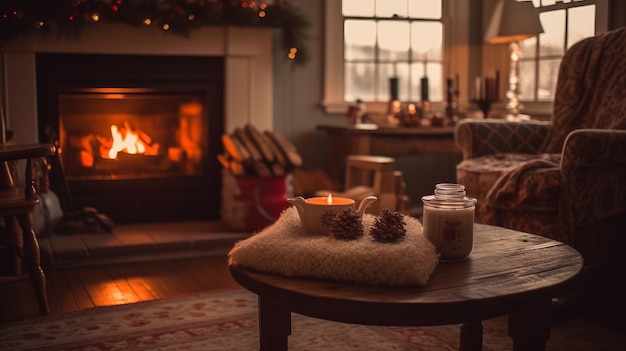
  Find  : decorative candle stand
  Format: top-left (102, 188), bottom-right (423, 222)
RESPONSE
top-left (471, 98), bottom-right (498, 119)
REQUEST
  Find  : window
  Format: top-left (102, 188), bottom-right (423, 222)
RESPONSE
top-left (323, 0), bottom-right (464, 115)
top-left (519, 0), bottom-right (608, 104)
top-left (342, 0), bottom-right (443, 104)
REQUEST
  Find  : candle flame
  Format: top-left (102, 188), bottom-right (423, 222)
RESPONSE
top-left (326, 193), bottom-right (333, 205)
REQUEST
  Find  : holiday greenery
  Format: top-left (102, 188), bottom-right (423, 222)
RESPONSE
top-left (0, 0), bottom-right (310, 65)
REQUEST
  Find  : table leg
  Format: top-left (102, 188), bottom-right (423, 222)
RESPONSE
top-left (257, 296), bottom-right (291, 351)
top-left (508, 298), bottom-right (551, 351)
top-left (459, 320), bottom-right (483, 351)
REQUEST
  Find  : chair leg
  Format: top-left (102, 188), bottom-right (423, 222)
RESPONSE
top-left (5, 216), bottom-right (23, 275)
top-left (17, 212), bottom-right (49, 315)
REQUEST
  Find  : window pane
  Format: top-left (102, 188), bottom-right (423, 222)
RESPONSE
top-left (410, 62), bottom-right (443, 102)
top-left (567, 5), bottom-right (595, 48)
top-left (345, 20), bottom-right (377, 60)
top-left (379, 21), bottom-right (410, 60)
top-left (520, 37), bottom-right (538, 59)
top-left (519, 60), bottom-right (536, 101)
top-left (539, 10), bottom-right (566, 56)
top-left (343, 0), bottom-right (374, 16)
top-left (408, 0), bottom-right (441, 19)
top-left (345, 63), bottom-right (376, 102)
top-left (376, 0), bottom-right (407, 17)
top-left (411, 22), bottom-right (443, 61)
top-left (379, 63), bottom-right (410, 101)
top-left (537, 58), bottom-right (561, 101)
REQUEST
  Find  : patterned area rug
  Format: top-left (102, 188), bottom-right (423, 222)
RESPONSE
top-left (0, 289), bottom-right (624, 351)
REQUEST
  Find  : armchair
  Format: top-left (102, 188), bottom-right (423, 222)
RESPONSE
top-left (455, 28), bottom-right (626, 267)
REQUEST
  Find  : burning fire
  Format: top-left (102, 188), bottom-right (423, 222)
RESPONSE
top-left (100, 121), bottom-right (159, 160)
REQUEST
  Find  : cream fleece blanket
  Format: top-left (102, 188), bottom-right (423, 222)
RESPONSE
top-left (228, 206), bottom-right (439, 287)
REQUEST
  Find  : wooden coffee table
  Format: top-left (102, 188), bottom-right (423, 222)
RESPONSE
top-left (230, 224), bottom-right (583, 351)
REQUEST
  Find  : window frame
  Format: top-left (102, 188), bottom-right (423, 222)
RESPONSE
top-left (324, 0), bottom-right (609, 118)
top-left (323, 0), bottom-right (469, 115)
top-left (515, 0), bottom-right (609, 116)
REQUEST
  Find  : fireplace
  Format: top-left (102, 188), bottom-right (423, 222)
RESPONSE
top-left (36, 53), bottom-right (224, 223)
top-left (1, 25), bottom-right (273, 224)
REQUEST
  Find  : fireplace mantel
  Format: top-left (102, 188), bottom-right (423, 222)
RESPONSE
top-left (1, 24), bottom-right (273, 144)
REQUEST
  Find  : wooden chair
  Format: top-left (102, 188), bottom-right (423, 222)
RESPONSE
top-left (0, 143), bottom-right (56, 315)
top-left (317, 155), bottom-right (409, 214)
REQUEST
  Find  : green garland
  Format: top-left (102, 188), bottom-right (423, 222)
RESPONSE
top-left (0, 0), bottom-right (310, 65)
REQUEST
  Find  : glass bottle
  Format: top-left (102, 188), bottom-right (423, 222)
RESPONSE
top-left (422, 183), bottom-right (477, 261)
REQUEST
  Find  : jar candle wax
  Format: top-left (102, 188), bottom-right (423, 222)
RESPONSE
top-left (422, 183), bottom-right (477, 261)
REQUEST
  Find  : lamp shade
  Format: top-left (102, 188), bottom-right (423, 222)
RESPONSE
top-left (485, 0), bottom-right (544, 44)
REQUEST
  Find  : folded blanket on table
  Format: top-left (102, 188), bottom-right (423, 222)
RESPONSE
top-left (228, 206), bottom-right (439, 287)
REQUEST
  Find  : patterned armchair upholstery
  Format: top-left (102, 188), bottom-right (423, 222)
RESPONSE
top-left (455, 28), bottom-right (626, 266)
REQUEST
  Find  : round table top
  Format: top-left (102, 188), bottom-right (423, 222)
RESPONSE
top-left (230, 224), bottom-right (584, 326)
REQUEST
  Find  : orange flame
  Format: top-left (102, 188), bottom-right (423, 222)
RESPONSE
top-left (104, 121), bottom-right (155, 159)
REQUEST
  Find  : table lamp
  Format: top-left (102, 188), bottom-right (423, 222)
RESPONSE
top-left (484, 0), bottom-right (543, 120)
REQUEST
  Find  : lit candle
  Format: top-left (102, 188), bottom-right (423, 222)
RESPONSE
top-left (305, 193), bottom-right (354, 205)
top-left (288, 194), bottom-right (357, 234)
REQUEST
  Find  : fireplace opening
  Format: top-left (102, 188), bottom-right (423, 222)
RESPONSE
top-left (36, 54), bottom-right (224, 224)
top-left (58, 89), bottom-right (206, 180)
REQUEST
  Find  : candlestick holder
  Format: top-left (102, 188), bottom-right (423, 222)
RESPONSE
top-left (471, 99), bottom-right (498, 119)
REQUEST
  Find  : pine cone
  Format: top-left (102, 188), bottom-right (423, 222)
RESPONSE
top-left (370, 208), bottom-right (407, 243)
top-left (329, 208), bottom-right (364, 241)
top-left (319, 210), bottom-right (338, 227)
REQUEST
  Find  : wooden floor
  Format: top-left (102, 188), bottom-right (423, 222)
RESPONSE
top-left (2, 252), bottom-right (626, 346)
top-left (0, 254), bottom-right (239, 324)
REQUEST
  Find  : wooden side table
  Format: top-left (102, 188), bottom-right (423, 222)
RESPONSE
top-left (230, 224), bottom-right (583, 351)
top-left (316, 124), bottom-right (460, 186)
top-left (1, 143), bottom-right (56, 315)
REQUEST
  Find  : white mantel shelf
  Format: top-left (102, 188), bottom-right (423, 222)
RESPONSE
top-left (1, 24), bottom-right (273, 143)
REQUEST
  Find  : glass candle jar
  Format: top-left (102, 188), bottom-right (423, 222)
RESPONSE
top-left (422, 183), bottom-right (477, 261)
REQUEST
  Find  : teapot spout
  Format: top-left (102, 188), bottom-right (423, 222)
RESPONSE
top-left (356, 196), bottom-right (377, 217)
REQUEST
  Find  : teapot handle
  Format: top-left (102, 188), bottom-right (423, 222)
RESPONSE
top-left (357, 196), bottom-right (377, 215)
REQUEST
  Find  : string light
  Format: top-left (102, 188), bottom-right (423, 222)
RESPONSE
top-left (0, 0), bottom-right (310, 65)
top-left (288, 47), bottom-right (297, 60)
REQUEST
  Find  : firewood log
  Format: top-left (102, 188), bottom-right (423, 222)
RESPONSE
top-left (233, 128), bottom-right (263, 162)
top-left (245, 124), bottom-right (276, 163)
top-left (221, 134), bottom-right (250, 162)
top-left (270, 163), bottom-right (286, 176)
top-left (264, 130), bottom-right (303, 169)
top-left (220, 126), bottom-right (303, 177)
top-left (252, 161), bottom-right (272, 177)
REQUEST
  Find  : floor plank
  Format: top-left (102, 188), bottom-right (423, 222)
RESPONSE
top-left (61, 268), bottom-right (97, 311)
